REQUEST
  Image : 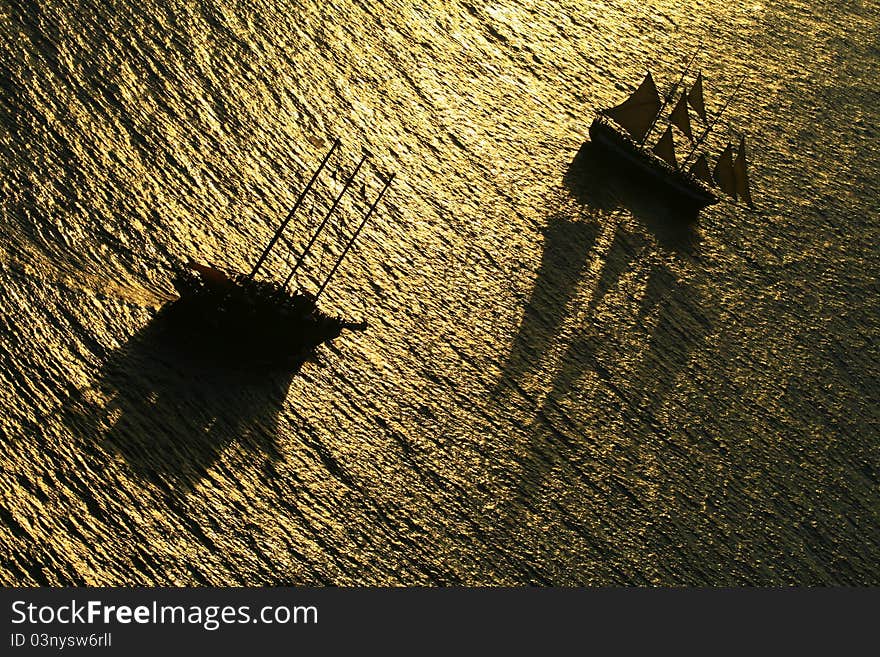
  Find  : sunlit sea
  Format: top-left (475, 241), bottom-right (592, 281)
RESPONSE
top-left (1, 0), bottom-right (877, 585)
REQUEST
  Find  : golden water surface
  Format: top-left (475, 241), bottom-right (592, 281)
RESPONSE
top-left (0, 0), bottom-right (877, 584)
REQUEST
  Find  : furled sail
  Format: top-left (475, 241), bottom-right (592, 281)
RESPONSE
top-left (652, 126), bottom-right (677, 169)
top-left (690, 153), bottom-right (713, 185)
top-left (603, 72), bottom-right (662, 142)
top-left (688, 71), bottom-right (707, 122)
top-left (669, 91), bottom-right (694, 141)
top-left (733, 136), bottom-right (754, 207)
top-left (713, 143), bottom-right (737, 199)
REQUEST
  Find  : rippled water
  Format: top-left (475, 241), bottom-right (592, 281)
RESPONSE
top-left (1, 0), bottom-right (878, 584)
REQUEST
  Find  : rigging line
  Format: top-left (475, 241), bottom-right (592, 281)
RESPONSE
top-left (281, 151), bottom-right (370, 291)
top-left (640, 42), bottom-right (703, 146)
top-left (315, 173), bottom-right (395, 301)
top-left (683, 74), bottom-right (747, 165)
top-left (287, 203), bottom-right (317, 290)
top-left (248, 137), bottom-right (340, 279)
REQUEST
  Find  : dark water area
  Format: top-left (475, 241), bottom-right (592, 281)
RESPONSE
top-left (1, 0), bottom-right (878, 584)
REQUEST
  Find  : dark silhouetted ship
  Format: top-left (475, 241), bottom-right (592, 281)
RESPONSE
top-left (171, 138), bottom-right (393, 369)
top-left (589, 58), bottom-right (754, 211)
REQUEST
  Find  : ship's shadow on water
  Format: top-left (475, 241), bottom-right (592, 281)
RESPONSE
top-left (494, 212), bottom-right (600, 391)
top-left (63, 298), bottom-right (300, 491)
top-left (564, 141), bottom-right (700, 253)
top-left (495, 140), bottom-right (704, 397)
top-left (486, 142), bottom-right (716, 581)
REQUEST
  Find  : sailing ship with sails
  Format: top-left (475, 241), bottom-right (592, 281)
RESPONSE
top-left (171, 138), bottom-right (394, 368)
top-left (588, 54), bottom-right (754, 211)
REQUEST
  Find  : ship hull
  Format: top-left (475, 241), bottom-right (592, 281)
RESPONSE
top-left (588, 116), bottom-right (719, 209)
top-left (170, 264), bottom-right (366, 369)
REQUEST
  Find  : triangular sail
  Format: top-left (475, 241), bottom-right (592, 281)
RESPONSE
top-left (690, 153), bottom-right (713, 185)
top-left (688, 71), bottom-right (707, 122)
top-left (669, 91), bottom-right (694, 141)
top-left (603, 72), bottom-right (662, 142)
top-left (733, 136), bottom-right (754, 207)
top-left (713, 143), bottom-right (737, 200)
top-left (652, 126), bottom-right (677, 169)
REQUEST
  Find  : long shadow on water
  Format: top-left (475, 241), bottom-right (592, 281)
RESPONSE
top-left (484, 141), bottom-right (715, 582)
top-left (554, 139), bottom-right (713, 414)
top-left (564, 141), bottom-right (701, 254)
top-left (62, 298), bottom-right (300, 491)
top-left (496, 140), bottom-right (702, 399)
top-left (494, 212), bottom-right (599, 393)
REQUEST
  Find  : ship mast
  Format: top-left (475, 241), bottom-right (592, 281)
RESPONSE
top-left (248, 137), bottom-right (340, 279)
top-left (281, 151), bottom-right (369, 291)
top-left (315, 173), bottom-right (395, 301)
top-left (640, 43), bottom-right (702, 146)
top-left (683, 75), bottom-right (746, 165)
